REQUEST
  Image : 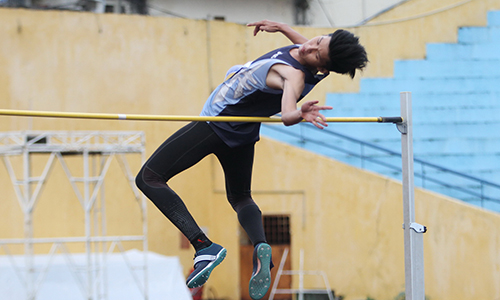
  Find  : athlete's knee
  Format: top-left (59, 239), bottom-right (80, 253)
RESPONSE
top-left (135, 167), bottom-right (147, 192)
top-left (228, 194), bottom-right (256, 213)
top-left (135, 166), bottom-right (166, 192)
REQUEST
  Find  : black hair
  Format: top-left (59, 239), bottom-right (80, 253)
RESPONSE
top-left (326, 29), bottom-right (368, 78)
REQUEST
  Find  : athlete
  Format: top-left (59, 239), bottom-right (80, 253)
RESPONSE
top-left (135, 20), bottom-right (368, 300)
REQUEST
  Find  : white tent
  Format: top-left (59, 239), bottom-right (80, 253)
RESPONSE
top-left (0, 250), bottom-right (192, 300)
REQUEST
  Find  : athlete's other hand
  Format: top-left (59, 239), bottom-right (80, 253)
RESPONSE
top-left (247, 20), bottom-right (284, 36)
top-left (300, 100), bottom-right (333, 129)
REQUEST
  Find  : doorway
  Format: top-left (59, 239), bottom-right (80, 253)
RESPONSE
top-left (240, 215), bottom-right (292, 300)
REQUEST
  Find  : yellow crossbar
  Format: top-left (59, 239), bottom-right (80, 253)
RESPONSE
top-left (0, 109), bottom-right (401, 123)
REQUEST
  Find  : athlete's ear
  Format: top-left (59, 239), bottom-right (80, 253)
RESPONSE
top-left (317, 66), bottom-right (329, 75)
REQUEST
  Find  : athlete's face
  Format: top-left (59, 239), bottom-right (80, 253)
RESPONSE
top-left (298, 35), bottom-right (331, 73)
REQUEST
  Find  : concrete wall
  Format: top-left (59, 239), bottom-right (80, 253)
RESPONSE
top-left (1, 2), bottom-right (500, 300)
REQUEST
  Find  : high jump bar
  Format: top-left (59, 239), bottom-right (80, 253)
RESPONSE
top-left (1, 92), bottom-right (423, 300)
top-left (0, 108), bottom-right (403, 123)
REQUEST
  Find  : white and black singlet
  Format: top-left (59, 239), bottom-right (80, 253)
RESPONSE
top-left (201, 44), bottom-right (327, 147)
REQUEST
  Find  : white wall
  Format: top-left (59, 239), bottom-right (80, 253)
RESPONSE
top-left (307, 0), bottom-right (405, 27)
top-left (2, 0), bottom-right (404, 27)
top-left (148, 0), bottom-right (296, 24)
top-left (147, 0), bottom-right (404, 27)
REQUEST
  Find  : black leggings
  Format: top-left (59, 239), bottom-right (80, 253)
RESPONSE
top-left (135, 121), bottom-right (266, 246)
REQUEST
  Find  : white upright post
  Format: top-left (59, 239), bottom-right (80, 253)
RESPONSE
top-left (400, 92), bottom-right (426, 300)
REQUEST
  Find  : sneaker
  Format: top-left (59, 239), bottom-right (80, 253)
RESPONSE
top-left (186, 243), bottom-right (227, 288)
top-left (249, 243), bottom-right (272, 300)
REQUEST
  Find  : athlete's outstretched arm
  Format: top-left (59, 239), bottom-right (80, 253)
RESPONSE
top-left (247, 20), bottom-right (308, 44)
top-left (267, 64), bottom-right (332, 129)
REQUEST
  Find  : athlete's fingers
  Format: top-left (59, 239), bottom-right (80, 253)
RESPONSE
top-left (317, 115), bottom-right (328, 128)
top-left (257, 25), bottom-right (274, 34)
top-left (253, 26), bottom-right (260, 36)
top-left (247, 22), bottom-right (262, 36)
top-left (301, 100), bottom-right (319, 112)
top-left (314, 113), bottom-right (326, 123)
top-left (312, 118), bottom-right (325, 129)
top-left (247, 20), bottom-right (267, 27)
top-left (248, 20), bottom-right (284, 36)
top-left (317, 106), bottom-right (333, 111)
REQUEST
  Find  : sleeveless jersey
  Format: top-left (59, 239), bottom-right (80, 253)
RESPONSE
top-left (200, 44), bottom-right (327, 148)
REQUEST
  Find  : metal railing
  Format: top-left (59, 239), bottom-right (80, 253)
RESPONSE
top-left (262, 123), bottom-right (500, 209)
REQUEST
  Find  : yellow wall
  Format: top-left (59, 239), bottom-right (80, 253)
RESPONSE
top-left (1, 1), bottom-right (500, 299)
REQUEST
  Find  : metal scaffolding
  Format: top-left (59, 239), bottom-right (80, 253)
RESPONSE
top-left (0, 131), bottom-right (148, 300)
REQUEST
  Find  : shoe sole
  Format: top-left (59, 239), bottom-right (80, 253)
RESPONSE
top-left (249, 243), bottom-right (272, 300)
top-left (187, 248), bottom-right (227, 288)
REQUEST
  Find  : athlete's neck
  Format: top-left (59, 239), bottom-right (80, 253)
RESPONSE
top-left (289, 47), bottom-right (318, 74)
top-left (289, 47), bottom-right (302, 63)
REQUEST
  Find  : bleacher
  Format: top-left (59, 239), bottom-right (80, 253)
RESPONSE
top-left (262, 10), bottom-right (500, 213)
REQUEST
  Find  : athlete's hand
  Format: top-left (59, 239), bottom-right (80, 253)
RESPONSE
top-left (300, 100), bottom-right (333, 129)
top-left (248, 20), bottom-right (308, 44)
top-left (247, 20), bottom-right (285, 36)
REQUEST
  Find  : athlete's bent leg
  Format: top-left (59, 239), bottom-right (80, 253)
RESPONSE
top-left (135, 122), bottom-right (216, 249)
top-left (215, 142), bottom-right (272, 300)
top-left (135, 122), bottom-right (228, 288)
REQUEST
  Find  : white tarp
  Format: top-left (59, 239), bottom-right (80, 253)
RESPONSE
top-left (0, 249), bottom-right (192, 300)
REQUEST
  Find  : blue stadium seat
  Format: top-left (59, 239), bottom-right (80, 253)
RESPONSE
top-left (261, 10), bottom-right (500, 211)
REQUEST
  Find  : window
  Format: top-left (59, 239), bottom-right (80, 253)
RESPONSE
top-left (264, 215), bottom-right (291, 245)
top-left (239, 214), bottom-right (291, 245)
